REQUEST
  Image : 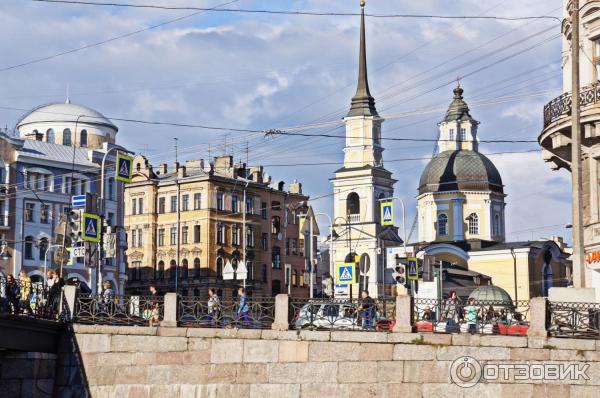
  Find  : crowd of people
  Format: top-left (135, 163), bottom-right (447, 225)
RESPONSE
top-left (0, 269), bottom-right (65, 318)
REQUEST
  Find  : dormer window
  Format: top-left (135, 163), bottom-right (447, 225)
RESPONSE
top-left (460, 128), bottom-right (467, 141)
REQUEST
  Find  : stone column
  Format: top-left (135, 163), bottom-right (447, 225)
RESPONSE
top-left (484, 199), bottom-right (493, 239)
top-left (272, 294), bottom-right (289, 330)
top-left (393, 295), bottom-right (413, 333)
top-left (452, 198), bottom-right (464, 240)
top-left (527, 297), bottom-right (548, 338)
top-left (160, 292), bottom-right (178, 327)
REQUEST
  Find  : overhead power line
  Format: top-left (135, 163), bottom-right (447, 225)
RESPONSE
top-left (30, 0), bottom-right (562, 22)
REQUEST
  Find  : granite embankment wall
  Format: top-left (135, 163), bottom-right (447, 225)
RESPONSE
top-left (48, 325), bottom-right (600, 398)
top-left (0, 351), bottom-right (56, 398)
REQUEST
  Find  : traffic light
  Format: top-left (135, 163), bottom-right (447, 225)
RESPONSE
top-left (67, 209), bottom-right (83, 243)
top-left (392, 254), bottom-right (407, 285)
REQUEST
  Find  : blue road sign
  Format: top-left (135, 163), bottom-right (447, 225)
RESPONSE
top-left (116, 152), bottom-right (133, 183)
top-left (335, 263), bottom-right (356, 285)
top-left (82, 213), bottom-right (101, 243)
top-left (72, 195), bottom-right (86, 207)
top-left (381, 201), bottom-right (394, 226)
top-left (407, 257), bottom-right (419, 280)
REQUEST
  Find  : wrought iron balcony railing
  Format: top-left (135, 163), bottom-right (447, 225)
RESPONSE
top-left (543, 84), bottom-right (600, 128)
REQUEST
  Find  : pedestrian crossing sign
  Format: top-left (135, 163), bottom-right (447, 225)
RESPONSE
top-left (82, 213), bottom-right (101, 243)
top-left (116, 152), bottom-right (133, 183)
top-left (335, 263), bottom-right (357, 286)
top-left (407, 257), bottom-right (419, 280)
top-left (381, 201), bottom-right (394, 226)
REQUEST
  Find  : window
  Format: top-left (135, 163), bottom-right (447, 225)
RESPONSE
top-left (467, 213), bottom-right (479, 235)
top-left (170, 196), bottom-right (177, 213)
top-left (261, 202), bottom-right (268, 219)
top-left (217, 192), bottom-right (224, 210)
top-left (46, 128), bottom-right (55, 144)
top-left (193, 258), bottom-right (201, 278)
top-left (216, 257), bottom-right (223, 277)
top-left (272, 216), bottom-right (281, 235)
top-left (271, 201), bottom-right (281, 211)
top-left (232, 225), bottom-right (239, 246)
top-left (460, 128), bottom-right (467, 141)
top-left (63, 128), bottom-right (72, 146)
top-left (193, 225), bottom-right (201, 243)
top-left (181, 259), bottom-right (188, 280)
top-left (158, 229), bottom-right (165, 246)
top-left (182, 226), bottom-right (188, 244)
top-left (194, 193), bottom-right (201, 210)
top-left (449, 128), bottom-right (455, 141)
top-left (261, 233), bottom-right (268, 251)
top-left (261, 264), bottom-right (267, 282)
top-left (272, 247), bottom-right (281, 269)
top-left (285, 208), bottom-right (292, 225)
top-left (138, 229), bottom-right (143, 247)
top-left (38, 238), bottom-right (48, 261)
top-left (157, 261), bottom-right (165, 280)
top-left (131, 230), bottom-right (137, 247)
top-left (292, 270), bottom-right (298, 287)
top-left (346, 192), bottom-right (360, 216)
top-left (131, 199), bottom-right (137, 215)
top-left (292, 239), bottom-right (298, 255)
top-left (131, 261), bottom-right (141, 281)
top-left (437, 214), bottom-right (448, 236)
top-left (158, 198), bottom-right (165, 214)
top-left (40, 205), bottom-right (50, 224)
top-left (182, 195), bottom-right (189, 211)
top-left (494, 214), bottom-right (501, 236)
top-left (246, 227), bottom-right (254, 247)
top-left (170, 260), bottom-right (177, 280)
top-left (108, 178), bottom-right (114, 200)
top-left (595, 38), bottom-right (600, 82)
top-left (217, 223), bottom-right (224, 244)
top-left (232, 195), bottom-right (238, 213)
top-left (138, 198), bottom-right (143, 214)
top-left (170, 227), bottom-right (177, 245)
top-left (285, 238), bottom-right (290, 255)
top-left (24, 236), bottom-right (34, 260)
top-left (25, 203), bottom-right (34, 222)
top-left (80, 130), bottom-right (88, 147)
top-left (246, 197), bottom-right (254, 214)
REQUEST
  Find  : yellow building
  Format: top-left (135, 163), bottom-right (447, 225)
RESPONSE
top-left (415, 86), bottom-right (572, 300)
top-left (124, 155), bottom-right (310, 298)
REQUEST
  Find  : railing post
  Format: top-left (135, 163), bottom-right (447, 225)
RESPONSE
top-left (272, 294), bottom-right (289, 331)
top-left (528, 297), bottom-right (548, 337)
top-left (63, 285), bottom-right (77, 321)
top-left (393, 294), bottom-right (413, 333)
top-left (160, 293), bottom-right (178, 327)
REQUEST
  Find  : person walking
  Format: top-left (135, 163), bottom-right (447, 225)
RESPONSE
top-left (5, 274), bottom-right (20, 314)
top-left (236, 288), bottom-right (250, 327)
top-left (442, 290), bottom-right (463, 333)
top-left (18, 269), bottom-right (33, 315)
top-left (148, 284), bottom-right (162, 326)
top-left (46, 270), bottom-right (64, 318)
top-left (357, 290), bottom-right (376, 330)
top-left (101, 280), bottom-right (115, 314)
top-left (465, 298), bottom-right (478, 335)
top-left (207, 288), bottom-right (221, 326)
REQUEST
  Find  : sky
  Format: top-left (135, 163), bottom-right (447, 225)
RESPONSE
top-left (0, 0), bottom-right (572, 243)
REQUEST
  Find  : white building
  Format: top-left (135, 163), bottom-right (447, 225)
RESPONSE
top-left (0, 101), bottom-right (127, 293)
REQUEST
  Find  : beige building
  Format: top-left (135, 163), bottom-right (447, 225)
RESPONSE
top-left (415, 87), bottom-right (572, 300)
top-left (124, 155), bottom-right (310, 298)
top-left (539, 0), bottom-right (600, 298)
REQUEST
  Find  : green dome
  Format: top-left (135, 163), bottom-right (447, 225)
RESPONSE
top-left (468, 285), bottom-right (513, 303)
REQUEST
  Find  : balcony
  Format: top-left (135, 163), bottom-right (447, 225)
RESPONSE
top-left (543, 84), bottom-right (600, 128)
top-left (348, 213), bottom-right (360, 223)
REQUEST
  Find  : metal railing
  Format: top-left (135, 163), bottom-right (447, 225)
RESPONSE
top-left (548, 301), bottom-right (600, 339)
top-left (413, 298), bottom-right (530, 335)
top-left (0, 277), bottom-right (64, 321)
top-left (178, 296), bottom-right (275, 329)
top-left (348, 214), bottom-right (360, 223)
top-left (289, 298), bottom-right (396, 332)
top-left (543, 83), bottom-right (600, 127)
top-left (74, 294), bottom-right (164, 326)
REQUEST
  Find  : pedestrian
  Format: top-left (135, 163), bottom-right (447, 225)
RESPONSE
top-left (357, 290), bottom-right (376, 330)
top-left (207, 287), bottom-right (221, 325)
top-left (5, 274), bottom-right (20, 314)
top-left (442, 290), bottom-right (463, 333)
top-left (236, 287), bottom-right (250, 327)
top-left (422, 305), bottom-right (433, 321)
top-left (465, 297), bottom-right (478, 334)
top-left (101, 280), bottom-right (114, 313)
top-left (18, 269), bottom-right (33, 315)
top-left (46, 270), bottom-right (64, 318)
top-left (148, 284), bottom-right (161, 326)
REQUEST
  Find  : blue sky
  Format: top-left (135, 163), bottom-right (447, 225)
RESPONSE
top-left (0, 0), bottom-right (572, 243)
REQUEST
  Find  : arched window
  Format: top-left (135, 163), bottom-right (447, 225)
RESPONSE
top-left (157, 260), bottom-right (165, 280)
top-left (181, 259), bottom-right (188, 280)
top-left (346, 192), bottom-right (360, 216)
top-left (38, 237), bottom-right (48, 261)
top-left (437, 214), bottom-right (448, 236)
top-left (24, 236), bottom-right (34, 260)
top-left (467, 213), bottom-right (479, 235)
top-left (541, 251), bottom-right (553, 297)
top-left (63, 128), bottom-right (72, 146)
top-left (494, 214), bottom-right (501, 236)
top-left (170, 260), bottom-right (177, 280)
top-left (449, 128), bottom-right (455, 141)
top-left (193, 258), bottom-right (200, 279)
top-left (46, 128), bottom-right (55, 144)
top-left (216, 257), bottom-right (223, 277)
top-left (80, 130), bottom-right (88, 147)
top-left (136, 163), bottom-right (141, 172)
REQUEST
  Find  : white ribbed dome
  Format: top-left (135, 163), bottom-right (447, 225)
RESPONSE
top-left (16, 102), bottom-right (118, 131)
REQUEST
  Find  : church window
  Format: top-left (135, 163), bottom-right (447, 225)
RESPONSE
top-left (460, 128), bottom-right (467, 141)
top-left (437, 214), bottom-right (448, 236)
top-left (63, 129), bottom-right (72, 146)
top-left (46, 128), bottom-right (55, 144)
top-left (449, 129), bottom-right (455, 141)
top-left (494, 214), bottom-right (501, 236)
top-left (467, 213), bottom-right (479, 235)
top-left (80, 130), bottom-right (88, 147)
top-left (347, 192), bottom-right (360, 216)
